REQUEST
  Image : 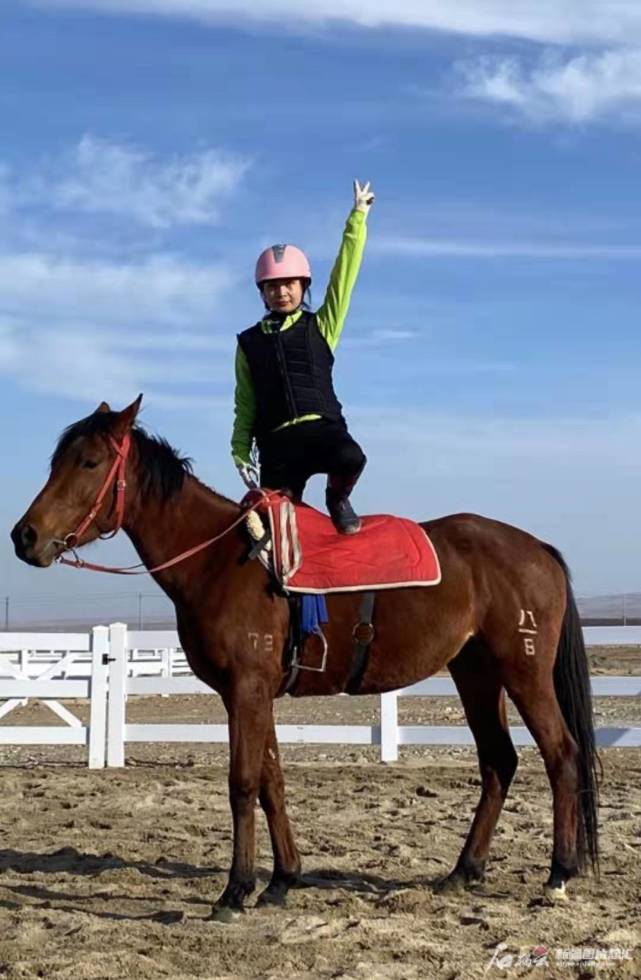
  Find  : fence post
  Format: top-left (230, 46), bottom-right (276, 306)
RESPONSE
top-left (18, 649), bottom-right (28, 706)
top-left (161, 647), bottom-right (170, 680)
top-left (380, 691), bottom-right (399, 762)
top-left (88, 626), bottom-right (108, 769)
top-left (107, 623), bottom-right (127, 767)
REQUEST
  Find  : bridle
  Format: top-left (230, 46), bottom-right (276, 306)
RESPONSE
top-left (54, 430), bottom-right (275, 576)
top-left (53, 432), bottom-right (131, 559)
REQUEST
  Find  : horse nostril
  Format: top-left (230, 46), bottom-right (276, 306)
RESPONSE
top-left (11, 522), bottom-right (37, 553)
top-left (22, 524), bottom-right (38, 548)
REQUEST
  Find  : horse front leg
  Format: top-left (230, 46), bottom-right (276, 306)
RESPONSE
top-left (256, 710), bottom-right (302, 907)
top-left (213, 677), bottom-right (272, 916)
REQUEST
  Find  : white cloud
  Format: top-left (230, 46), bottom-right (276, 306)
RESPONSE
top-left (350, 408), bottom-right (641, 587)
top-left (372, 235), bottom-right (641, 260)
top-left (14, 135), bottom-right (250, 229)
top-left (1, 320), bottom-right (146, 404)
top-left (0, 315), bottom-right (234, 405)
top-left (106, 330), bottom-right (234, 352)
top-left (0, 251), bottom-right (233, 326)
top-left (355, 408), bottom-right (641, 464)
top-left (30, 0), bottom-right (641, 46)
top-left (0, 252), bottom-right (238, 403)
top-left (343, 328), bottom-right (417, 347)
top-left (457, 48), bottom-right (641, 124)
top-left (0, 133), bottom-right (252, 406)
top-left (0, 126), bottom-right (254, 403)
top-left (0, 323), bottom-right (19, 370)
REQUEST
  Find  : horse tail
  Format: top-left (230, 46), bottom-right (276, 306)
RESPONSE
top-left (543, 543), bottom-right (600, 873)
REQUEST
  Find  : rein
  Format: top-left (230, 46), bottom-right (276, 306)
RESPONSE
top-left (55, 433), bottom-right (276, 576)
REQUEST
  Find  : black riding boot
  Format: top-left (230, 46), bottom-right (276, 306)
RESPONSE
top-left (325, 487), bottom-right (362, 535)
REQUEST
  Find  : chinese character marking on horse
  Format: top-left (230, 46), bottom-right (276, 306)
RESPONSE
top-left (518, 609), bottom-right (538, 655)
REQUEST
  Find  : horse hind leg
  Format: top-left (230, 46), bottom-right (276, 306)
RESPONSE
top-left (436, 637), bottom-right (518, 893)
top-left (504, 676), bottom-right (584, 902)
top-left (486, 549), bottom-right (599, 901)
top-left (256, 711), bottom-right (302, 907)
top-left (495, 606), bottom-right (598, 902)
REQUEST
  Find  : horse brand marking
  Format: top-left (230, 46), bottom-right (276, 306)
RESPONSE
top-left (518, 609), bottom-right (538, 656)
top-left (248, 632), bottom-right (274, 653)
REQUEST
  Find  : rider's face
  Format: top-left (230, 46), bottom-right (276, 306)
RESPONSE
top-left (261, 278), bottom-right (304, 314)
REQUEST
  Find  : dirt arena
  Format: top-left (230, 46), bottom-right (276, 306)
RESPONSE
top-left (0, 647), bottom-right (640, 979)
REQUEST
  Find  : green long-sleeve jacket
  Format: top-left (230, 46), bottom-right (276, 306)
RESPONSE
top-left (231, 208), bottom-right (368, 466)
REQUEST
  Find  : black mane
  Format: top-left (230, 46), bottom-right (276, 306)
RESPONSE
top-left (52, 411), bottom-right (193, 502)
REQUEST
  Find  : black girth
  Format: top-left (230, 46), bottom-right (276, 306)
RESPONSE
top-left (278, 590), bottom-right (376, 697)
top-left (345, 591), bottom-right (376, 694)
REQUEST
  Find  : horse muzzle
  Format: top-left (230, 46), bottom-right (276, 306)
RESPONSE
top-left (10, 520), bottom-right (58, 567)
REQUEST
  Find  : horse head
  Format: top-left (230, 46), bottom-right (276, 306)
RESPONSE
top-left (11, 395), bottom-right (142, 567)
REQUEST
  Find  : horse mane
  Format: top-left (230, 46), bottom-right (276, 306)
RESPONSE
top-left (133, 428), bottom-right (194, 501)
top-left (52, 411), bottom-right (194, 503)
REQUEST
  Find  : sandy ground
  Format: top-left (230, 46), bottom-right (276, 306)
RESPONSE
top-left (0, 647), bottom-right (640, 979)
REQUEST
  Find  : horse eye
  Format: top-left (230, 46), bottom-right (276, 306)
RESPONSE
top-left (81, 459), bottom-right (99, 470)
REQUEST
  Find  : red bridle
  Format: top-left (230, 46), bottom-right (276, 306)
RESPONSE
top-left (57, 432), bottom-right (131, 553)
top-left (55, 431), bottom-right (278, 576)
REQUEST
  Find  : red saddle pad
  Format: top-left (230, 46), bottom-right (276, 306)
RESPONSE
top-left (258, 494), bottom-right (441, 594)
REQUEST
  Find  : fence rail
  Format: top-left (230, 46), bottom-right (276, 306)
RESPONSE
top-left (0, 626), bottom-right (108, 767)
top-left (1, 624), bottom-right (640, 767)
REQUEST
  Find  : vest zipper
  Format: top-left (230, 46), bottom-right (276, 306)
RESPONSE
top-left (272, 329), bottom-right (299, 420)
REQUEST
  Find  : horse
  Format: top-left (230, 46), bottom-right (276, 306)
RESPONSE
top-left (11, 396), bottom-right (599, 914)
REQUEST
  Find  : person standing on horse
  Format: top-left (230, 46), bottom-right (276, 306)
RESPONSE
top-left (231, 179), bottom-right (374, 534)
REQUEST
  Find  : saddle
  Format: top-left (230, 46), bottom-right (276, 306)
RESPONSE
top-left (242, 490), bottom-right (441, 695)
top-left (243, 490), bottom-right (441, 594)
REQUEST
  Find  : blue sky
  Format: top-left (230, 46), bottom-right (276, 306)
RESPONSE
top-left (2, 0), bottom-right (641, 621)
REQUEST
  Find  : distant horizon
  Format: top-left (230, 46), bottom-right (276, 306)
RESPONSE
top-left (2, 591), bottom-right (641, 633)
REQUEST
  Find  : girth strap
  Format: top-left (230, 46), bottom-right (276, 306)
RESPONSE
top-left (345, 591), bottom-right (376, 695)
top-left (279, 594), bottom-right (304, 696)
top-left (278, 590), bottom-right (377, 698)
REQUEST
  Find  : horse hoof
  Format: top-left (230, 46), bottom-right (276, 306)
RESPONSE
top-left (208, 905), bottom-right (244, 924)
top-left (256, 887), bottom-right (288, 908)
top-left (543, 881), bottom-right (568, 904)
top-left (433, 873), bottom-right (466, 895)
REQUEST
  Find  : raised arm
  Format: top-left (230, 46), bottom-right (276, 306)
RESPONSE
top-left (316, 179), bottom-right (375, 352)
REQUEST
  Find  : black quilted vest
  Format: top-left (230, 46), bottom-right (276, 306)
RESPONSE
top-left (237, 310), bottom-right (344, 446)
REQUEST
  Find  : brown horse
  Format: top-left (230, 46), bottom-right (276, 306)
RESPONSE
top-left (11, 397), bottom-right (599, 914)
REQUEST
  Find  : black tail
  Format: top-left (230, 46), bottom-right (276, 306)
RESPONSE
top-left (544, 544), bottom-right (600, 873)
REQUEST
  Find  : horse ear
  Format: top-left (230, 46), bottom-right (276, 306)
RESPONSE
top-left (128, 393), bottom-right (143, 419)
top-left (113, 394), bottom-right (143, 437)
top-left (96, 401), bottom-right (111, 414)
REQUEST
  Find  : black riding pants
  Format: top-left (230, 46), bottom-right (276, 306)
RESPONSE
top-left (259, 418), bottom-right (366, 502)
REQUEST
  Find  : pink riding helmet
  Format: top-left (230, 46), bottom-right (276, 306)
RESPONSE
top-left (255, 244), bottom-right (312, 285)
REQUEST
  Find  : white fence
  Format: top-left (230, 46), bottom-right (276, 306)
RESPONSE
top-left (1, 624), bottom-right (640, 768)
top-left (0, 628), bottom-right (108, 768)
